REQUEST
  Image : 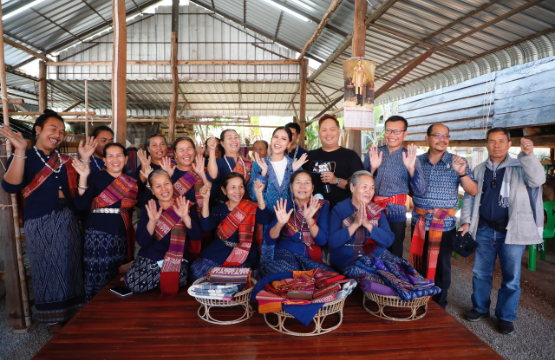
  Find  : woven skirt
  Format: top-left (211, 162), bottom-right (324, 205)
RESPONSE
top-left (124, 256), bottom-right (188, 293)
top-left (259, 248), bottom-right (334, 277)
top-left (84, 228), bottom-right (128, 301)
top-left (24, 204), bottom-right (85, 323)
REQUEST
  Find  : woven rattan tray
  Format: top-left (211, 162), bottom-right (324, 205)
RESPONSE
top-left (362, 291), bottom-right (430, 321)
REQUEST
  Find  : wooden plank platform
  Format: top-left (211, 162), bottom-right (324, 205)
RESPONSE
top-left (34, 278), bottom-right (501, 359)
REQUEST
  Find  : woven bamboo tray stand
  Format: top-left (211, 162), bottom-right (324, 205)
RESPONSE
top-left (263, 297), bottom-right (346, 336)
top-left (189, 277), bottom-right (257, 325)
top-left (362, 291), bottom-right (430, 321)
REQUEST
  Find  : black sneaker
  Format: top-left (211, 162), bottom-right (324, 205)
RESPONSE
top-left (498, 320), bottom-right (515, 335)
top-left (465, 309), bottom-right (490, 322)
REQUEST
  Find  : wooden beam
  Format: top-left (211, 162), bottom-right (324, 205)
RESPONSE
top-left (298, 0), bottom-right (343, 59)
top-left (84, 80), bottom-right (89, 138)
top-left (291, 101), bottom-right (298, 119)
top-left (62, 100), bottom-right (81, 112)
top-left (11, 111), bottom-right (95, 116)
top-left (112, 0), bottom-right (127, 144)
top-left (38, 61), bottom-right (47, 112)
top-left (168, 0), bottom-right (179, 144)
top-left (409, 135), bottom-right (555, 148)
top-left (0, 98), bottom-right (24, 104)
top-left (299, 58), bottom-right (308, 149)
top-left (3, 37), bottom-right (51, 62)
top-left (45, 59), bottom-right (301, 66)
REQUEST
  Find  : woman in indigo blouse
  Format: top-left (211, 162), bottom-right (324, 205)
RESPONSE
top-left (190, 172), bottom-right (272, 280)
top-left (259, 170), bottom-right (334, 277)
top-left (329, 170), bottom-right (395, 274)
top-left (1, 110), bottom-right (96, 332)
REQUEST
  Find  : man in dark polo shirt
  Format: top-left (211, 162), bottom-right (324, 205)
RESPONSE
top-left (304, 114), bottom-right (364, 208)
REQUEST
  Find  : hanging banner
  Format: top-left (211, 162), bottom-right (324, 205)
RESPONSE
top-left (343, 58), bottom-right (376, 130)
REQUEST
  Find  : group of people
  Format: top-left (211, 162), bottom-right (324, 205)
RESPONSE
top-left (1, 110), bottom-right (545, 336)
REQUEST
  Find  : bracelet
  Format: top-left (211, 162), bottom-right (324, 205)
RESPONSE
top-left (309, 221), bottom-right (317, 228)
top-left (12, 153), bottom-right (27, 159)
top-left (78, 185), bottom-right (88, 190)
top-left (458, 173), bottom-right (467, 178)
top-left (258, 202), bottom-right (266, 206)
top-left (79, 159), bottom-right (90, 163)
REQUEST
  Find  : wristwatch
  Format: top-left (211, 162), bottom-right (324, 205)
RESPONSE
top-left (335, 177), bottom-right (341, 185)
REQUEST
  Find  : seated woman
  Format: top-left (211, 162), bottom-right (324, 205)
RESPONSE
top-left (259, 170), bottom-right (334, 277)
top-left (190, 173), bottom-right (272, 280)
top-left (125, 169), bottom-right (201, 295)
top-left (73, 143), bottom-right (138, 301)
top-left (329, 170), bottom-right (395, 275)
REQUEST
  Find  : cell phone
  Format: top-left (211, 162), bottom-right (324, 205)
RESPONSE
top-left (110, 286), bottom-right (133, 297)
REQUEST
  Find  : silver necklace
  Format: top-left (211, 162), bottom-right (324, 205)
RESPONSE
top-left (91, 156), bottom-right (103, 171)
top-left (224, 155), bottom-right (245, 174)
top-left (292, 144), bottom-right (299, 159)
top-left (33, 146), bottom-right (63, 173)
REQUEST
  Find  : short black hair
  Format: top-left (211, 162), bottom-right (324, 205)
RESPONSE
top-left (486, 127), bottom-right (511, 141)
top-left (384, 115), bottom-right (408, 131)
top-left (91, 125), bottom-right (114, 139)
top-left (146, 133), bottom-right (167, 147)
top-left (285, 122), bottom-right (301, 134)
top-left (221, 172), bottom-right (244, 189)
top-left (272, 126), bottom-right (293, 142)
top-left (103, 142), bottom-right (127, 158)
top-left (32, 109), bottom-right (64, 138)
top-left (427, 123), bottom-right (450, 136)
top-left (253, 140), bottom-right (268, 150)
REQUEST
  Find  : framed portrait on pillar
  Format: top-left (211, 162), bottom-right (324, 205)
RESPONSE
top-left (343, 58), bottom-right (375, 130)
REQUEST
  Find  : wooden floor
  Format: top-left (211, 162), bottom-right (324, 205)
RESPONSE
top-left (34, 278), bottom-right (502, 359)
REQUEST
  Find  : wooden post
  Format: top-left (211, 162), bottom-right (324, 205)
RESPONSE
top-left (299, 58), bottom-right (308, 149)
top-left (85, 79), bottom-right (89, 137)
top-left (168, 0), bottom-right (179, 144)
top-left (348, 0), bottom-right (366, 156)
top-left (112, 0), bottom-right (127, 144)
top-left (0, 4), bottom-right (32, 330)
top-left (38, 60), bottom-right (47, 112)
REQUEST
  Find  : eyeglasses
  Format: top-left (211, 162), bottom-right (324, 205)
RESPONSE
top-left (385, 129), bottom-right (406, 135)
top-left (430, 134), bottom-right (450, 140)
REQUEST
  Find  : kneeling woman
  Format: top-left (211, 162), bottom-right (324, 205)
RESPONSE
top-left (74, 143), bottom-right (138, 301)
top-left (190, 173), bottom-right (272, 280)
top-left (329, 170), bottom-right (395, 275)
top-left (259, 170), bottom-right (334, 276)
top-left (125, 169), bottom-right (201, 295)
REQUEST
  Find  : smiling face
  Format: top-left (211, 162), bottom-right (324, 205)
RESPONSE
top-left (94, 130), bottom-right (114, 158)
top-left (271, 129), bottom-right (290, 156)
top-left (350, 175), bottom-right (375, 205)
top-left (253, 141), bottom-right (268, 158)
top-left (103, 145), bottom-right (127, 175)
top-left (150, 173), bottom-right (174, 202)
top-left (291, 172), bottom-right (313, 202)
top-left (148, 136), bottom-right (167, 162)
top-left (221, 130), bottom-right (240, 156)
top-left (318, 118), bottom-right (341, 149)
top-left (222, 177), bottom-right (245, 205)
top-left (35, 117), bottom-right (66, 152)
top-left (175, 139), bottom-right (196, 168)
top-left (384, 120), bottom-right (407, 151)
top-left (425, 124), bottom-right (450, 153)
top-left (486, 130), bottom-right (511, 162)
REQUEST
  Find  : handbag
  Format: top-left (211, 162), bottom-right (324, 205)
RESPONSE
top-left (452, 231), bottom-right (478, 257)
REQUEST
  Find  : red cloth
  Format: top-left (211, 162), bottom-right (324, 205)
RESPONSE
top-left (216, 200), bottom-right (257, 267)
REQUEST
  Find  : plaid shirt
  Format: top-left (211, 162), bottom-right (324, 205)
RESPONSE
top-left (412, 151), bottom-right (475, 231)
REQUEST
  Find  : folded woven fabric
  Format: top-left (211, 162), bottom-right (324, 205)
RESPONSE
top-left (256, 290), bottom-right (286, 313)
top-left (311, 291), bottom-right (338, 303)
top-left (193, 282), bottom-right (244, 291)
top-left (313, 268), bottom-right (344, 289)
top-left (313, 283), bottom-right (341, 299)
top-left (187, 287), bottom-right (234, 301)
top-left (191, 289), bottom-right (239, 296)
top-left (337, 280), bottom-right (357, 300)
top-left (208, 267), bottom-right (251, 284)
top-left (286, 285), bottom-right (314, 300)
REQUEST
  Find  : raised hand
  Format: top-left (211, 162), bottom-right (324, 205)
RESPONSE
top-left (253, 180), bottom-right (265, 201)
top-left (452, 155), bottom-right (468, 176)
top-left (292, 153), bottom-right (308, 172)
top-left (172, 196), bottom-right (191, 223)
top-left (521, 137), bottom-right (534, 156)
top-left (0, 126), bottom-right (28, 153)
top-left (160, 156), bottom-right (176, 178)
top-left (140, 165), bottom-right (154, 181)
top-left (206, 136), bottom-right (218, 152)
top-left (196, 141), bottom-right (205, 156)
top-left (368, 146), bottom-right (383, 172)
top-left (71, 158), bottom-right (91, 178)
top-left (303, 195), bottom-right (319, 221)
top-left (77, 136), bottom-right (98, 160)
top-left (199, 184), bottom-right (211, 200)
top-left (402, 144), bottom-right (417, 175)
top-left (137, 149), bottom-right (151, 168)
top-left (254, 152), bottom-right (268, 177)
top-left (273, 198), bottom-right (293, 225)
top-left (192, 153), bottom-right (209, 184)
top-left (145, 199), bottom-right (163, 223)
top-left (355, 203), bottom-right (365, 228)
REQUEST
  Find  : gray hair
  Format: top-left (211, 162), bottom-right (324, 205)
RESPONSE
top-left (147, 168), bottom-right (171, 188)
top-left (348, 170), bottom-right (374, 189)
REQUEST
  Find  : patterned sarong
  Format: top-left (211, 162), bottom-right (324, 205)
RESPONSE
top-left (282, 200), bottom-right (327, 263)
top-left (154, 205), bottom-right (188, 296)
top-left (373, 194), bottom-right (407, 212)
top-left (342, 202), bottom-right (384, 262)
top-left (22, 153), bottom-right (77, 198)
top-left (173, 170), bottom-right (203, 260)
top-left (91, 174), bottom-right (138, 260)
top-left (216, 200), bottom-right (257, 267)
top-left (409, 206), bottom-right (455, 280)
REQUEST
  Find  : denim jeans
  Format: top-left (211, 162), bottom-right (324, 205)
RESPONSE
top-left (471, 220), bottom-right (526, 322)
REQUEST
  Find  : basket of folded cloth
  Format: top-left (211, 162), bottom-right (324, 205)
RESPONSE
top-left (346, 255), bottom-right (441, 321)
top-left (252, 268), bottom-right (356, 336)
top-left (188, 267), bottom-right (257, 325)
